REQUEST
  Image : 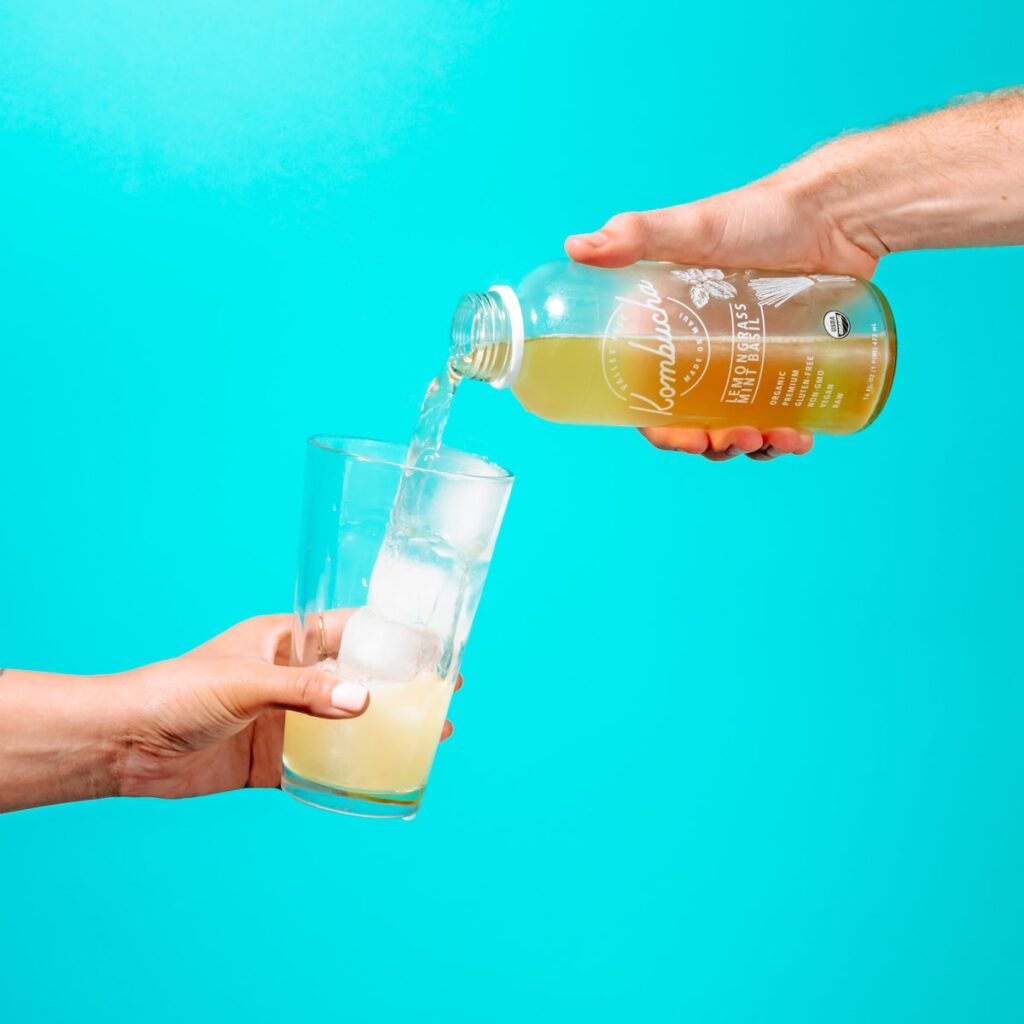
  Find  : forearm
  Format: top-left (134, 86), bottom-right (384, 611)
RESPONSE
top-left (0, 668), bottom-right (127, 813)
top-left (790, 90), bottom-right (1024, 256)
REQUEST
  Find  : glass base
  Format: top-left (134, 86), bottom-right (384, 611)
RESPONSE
top-left (281, 766), bottom-right (424, 820)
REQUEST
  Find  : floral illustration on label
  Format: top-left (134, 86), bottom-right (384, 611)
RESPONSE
top-left (670, 268), bottom-right (737, 309)
top-left (747, 274), bottom-right (856, 308)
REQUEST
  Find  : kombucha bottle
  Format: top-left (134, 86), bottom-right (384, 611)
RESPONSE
top-left (449, 260), bottom-right (896, 433)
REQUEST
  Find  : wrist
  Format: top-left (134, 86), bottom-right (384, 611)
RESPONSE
top-left (779, 101), bottom-right (1024, 256)
top-left (45, 673), bottom-right (129, 805)
top-left (89, 673), bottom-right (139, 800)
top-left (0, 670), bottom-right (132, 812)
top-left (777, 135), bottom-right (894, 259)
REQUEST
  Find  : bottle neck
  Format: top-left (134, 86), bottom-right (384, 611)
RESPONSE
top-left (449, 286), bottom-right (524, 389)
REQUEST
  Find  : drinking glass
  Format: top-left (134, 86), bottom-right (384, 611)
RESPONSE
top-left (281, 435), bottom-right (513, 819)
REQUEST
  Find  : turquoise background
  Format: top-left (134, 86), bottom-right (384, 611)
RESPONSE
top-left (2, 2), bottom-right (1023, 1021)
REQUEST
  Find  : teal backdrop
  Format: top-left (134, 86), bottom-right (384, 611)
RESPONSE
top-left (2, 2), bottom-right (1023, 1021)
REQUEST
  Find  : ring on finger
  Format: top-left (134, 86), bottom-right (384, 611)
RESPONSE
top-left (317, 613), bottom-right (327, 660)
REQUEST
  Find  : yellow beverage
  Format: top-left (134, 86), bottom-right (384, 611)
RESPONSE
top-left (512, 332), bottom-right (894, 433)
top-left (282, 671), bottom-right (453, 800)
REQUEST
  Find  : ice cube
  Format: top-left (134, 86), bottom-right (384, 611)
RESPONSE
top-left (424, 472), bottom-right (510, 558)
top-left (367, 546), bottom-right (463, 634)
top-left (337, 607), bottom-right (441, 687)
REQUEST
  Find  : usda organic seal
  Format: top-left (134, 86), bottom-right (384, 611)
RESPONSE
top-left (823, 309), bottom-right (851, 339)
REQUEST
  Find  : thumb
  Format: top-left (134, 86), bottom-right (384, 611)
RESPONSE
top-left (215, 658), bottom-right (370, 720)
top-left (565, 204), bottom-right (720, 268)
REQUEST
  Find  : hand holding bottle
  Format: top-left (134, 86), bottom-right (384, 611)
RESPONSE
top-left (565, 180), bottom-right (863, 461)
top-left (567, 88), bottom-right (1024, 460)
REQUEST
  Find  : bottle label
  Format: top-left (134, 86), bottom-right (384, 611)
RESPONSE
top-left (598, 266), bottom-right (887, 432)
top-left (601, 279), bottom-right (711, 416)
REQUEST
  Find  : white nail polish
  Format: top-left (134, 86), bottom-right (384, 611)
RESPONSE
top-left (331, 682), bottom-right (369, 712)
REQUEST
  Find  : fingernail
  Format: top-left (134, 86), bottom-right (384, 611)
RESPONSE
top-left (331, 682), bottom-right (369, 712)
top-left (763, 445), bottom-right (782, 459)
top-left (571, 230), bottom-right (608, 247)
top-left (724, 445), bottom-right (743, 457)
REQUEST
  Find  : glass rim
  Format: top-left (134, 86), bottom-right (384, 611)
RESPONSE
top-left (307, 434), bottom-right (513, 483)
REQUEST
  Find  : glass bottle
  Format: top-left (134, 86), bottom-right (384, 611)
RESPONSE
top-left (449, 260), bottom-right (896, 433)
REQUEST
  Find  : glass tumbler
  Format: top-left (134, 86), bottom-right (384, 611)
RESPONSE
top-left (281, 436), bottom-right (513, 819)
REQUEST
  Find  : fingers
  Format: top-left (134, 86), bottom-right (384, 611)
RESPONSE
top-left (703, 426), bottom-right (764, 462)
top-left (641, 426), bottom-right (711, 454)
top-left (565, 210), bottom-right (665, 267)
top-left (640, 426), bottom-right (814, 461)
top-left (565, 213), bottom-right (646, 268)
top-left (439, 676), bottom-right (463, 741)
top-left (746, 429), bottom-right (814, 461)
top-left (185, 613), bottom-right (291, 660)
top-left (641, 425), bottom-right (762, 459)
top-left (274, 609), bottom-right (357, 666)
top-left (217, 658), bottom-right (369, 721)
top-left (185, 610), bottom-right (355, 665)
top-left (295, 608), bottom-right (356, 666)
top-left (225, 638), bottom-right (461, 722)
top-left (566, 203), bottom-right (721, 268)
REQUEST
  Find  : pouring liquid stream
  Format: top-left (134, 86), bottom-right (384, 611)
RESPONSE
top-left (406, 363), bottom-right (461, 469)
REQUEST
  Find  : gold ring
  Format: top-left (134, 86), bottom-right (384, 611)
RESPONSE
top-left (317, 613), bottom-right (327, 661)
